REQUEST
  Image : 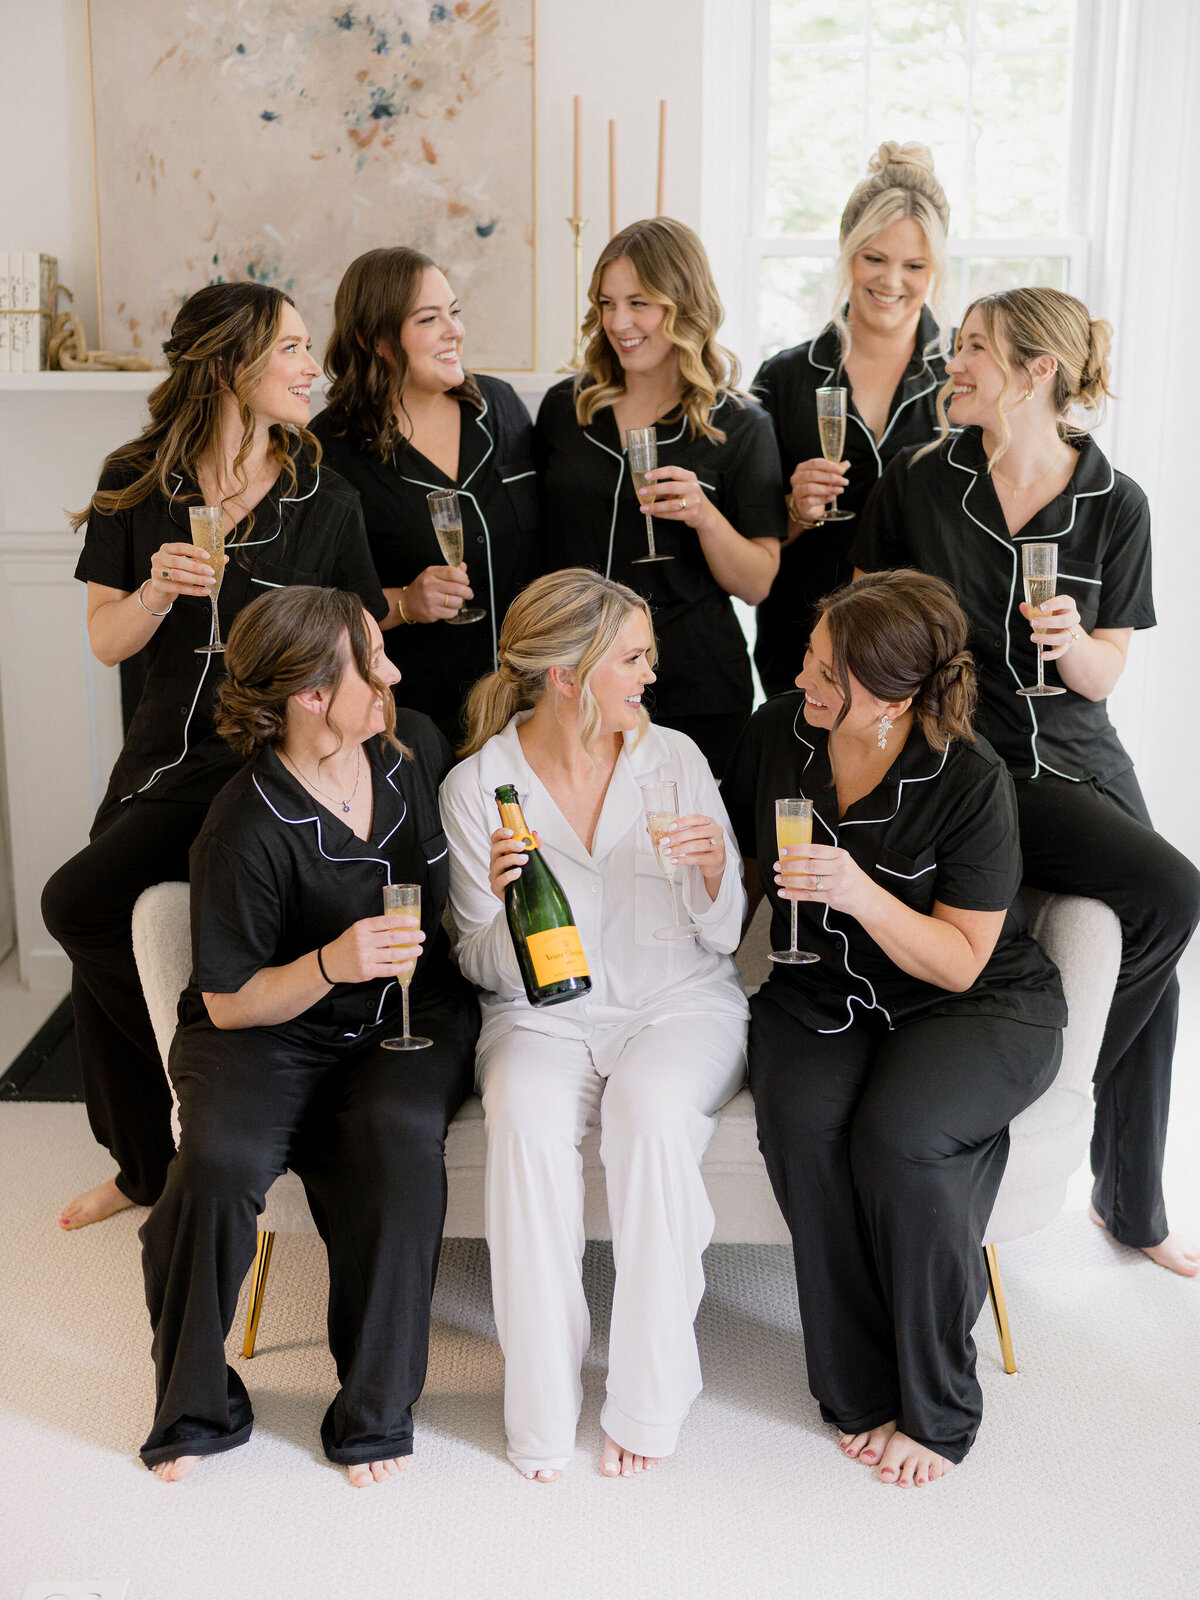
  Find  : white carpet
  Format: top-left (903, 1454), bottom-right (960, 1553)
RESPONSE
top-left (1, 1097), bottom-right (1198, 1600)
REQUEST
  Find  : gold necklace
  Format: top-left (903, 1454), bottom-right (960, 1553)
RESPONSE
top-left (280, 745), bottom-right (363, 815)
top-left (991, 448), bottom-right (1073, 494)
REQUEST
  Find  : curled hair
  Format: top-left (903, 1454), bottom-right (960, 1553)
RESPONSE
top-left (71, 282), bottom-right (312, 536)
top-left (460, 568), bottom-right (655, 759)
top-left (833, 141), bottom-right (951, 358)
top-left (925, 286), bottom-right (1115, 470)
top-left (215, 586), bottom-right (402, 763)
top-left (321, 247), bottom-right (482, 459)
top-left (574, 217), bottom-right (746, 444)
top-left (816, 570), bottom-right (977, 752)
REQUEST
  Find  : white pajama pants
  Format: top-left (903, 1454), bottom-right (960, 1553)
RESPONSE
top-left (478, 1013), bottom-right (747, 1474)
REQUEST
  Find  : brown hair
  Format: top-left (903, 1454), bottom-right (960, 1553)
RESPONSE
top-left (321, 246), bottom-right (483, 459)
top-left (459, 568), bottom-right (655, 759)
top-left (215, 586), bottom-right (402, 763)
top-left (574, 217), bottom-right (746, 444)
top-left (71, 282), bottom-right (311, 536)
top-left (816, 570), bottom-right (977, 752)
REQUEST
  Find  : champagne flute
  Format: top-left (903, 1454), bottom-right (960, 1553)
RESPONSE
top-left (640, 780), bottom-right (700, 940)
top-left (381, 883), bottom-right (433, 1050)
top-left (426, 488), bottom-right (486, 624)
top-left (627, 426), bottom-right (673, 564)
top-left (1017, 542), bottom-right (1066, 698)
top-left (768, 798), bottom-right (820, 965)
top-left (815, 387), bottom-right (854, 522)
top-left (189, 505), bottom-right (226, 654)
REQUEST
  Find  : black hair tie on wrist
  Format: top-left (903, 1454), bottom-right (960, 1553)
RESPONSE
top-left (316, 945), bottom-right (334, 985)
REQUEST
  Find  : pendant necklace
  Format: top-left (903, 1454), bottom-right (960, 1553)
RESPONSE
top-left (280, 745), bottom-right (363, 814)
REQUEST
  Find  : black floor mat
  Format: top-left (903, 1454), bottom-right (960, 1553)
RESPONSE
top-left (0, 998), bottom-right (83, 1102)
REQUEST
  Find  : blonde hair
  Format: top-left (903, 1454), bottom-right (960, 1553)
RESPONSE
top-left (833, 142), bottom-right (950, 358)
top-left (574, 217), bottom-right (746, 445)
top-left (459, 569), bottom-right (655, 759)
top-left (925, 286), bottom-right (1115, 470)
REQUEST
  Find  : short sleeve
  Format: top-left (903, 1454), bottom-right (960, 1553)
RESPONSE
top-left (190, 836), bottom-right (284, 995)
top-left (720, 709), bottom-right (765, 862)
top-left (931, 753), bottom-right (1022, 913)
top-left (74, 468), bottom-right (143, 590)
top-left (326, 486), bottom-right (388, 621)
top-left (719, 403), bottom-right (787, 543)
top-left (1094, 478), bottom-right (1156, 630)
top-left (850, 451), bottom-right (915, 572)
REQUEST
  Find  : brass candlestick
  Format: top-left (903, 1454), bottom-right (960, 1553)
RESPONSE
top-left (562, 216), bottom-right (588, 371)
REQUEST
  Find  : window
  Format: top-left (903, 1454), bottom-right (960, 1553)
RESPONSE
top-left (755, 0), bottom-right (1089, 361)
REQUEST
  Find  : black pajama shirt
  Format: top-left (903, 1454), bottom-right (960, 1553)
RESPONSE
top-left (139, 717), bottom-right (479, 1467)
top-left (852, 429), bottom-right (1200, 1247)
top-left (41, 456), bottom-right (387, 1207)
top-left (722, 697), bottom-right (1065, 1462)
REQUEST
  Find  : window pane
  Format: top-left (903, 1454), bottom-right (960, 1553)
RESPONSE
top-left (758, 256), bottom-right (836, 366)
top-left (873, 0), bottom-right (969, 48)
top-left (963, 255), bottom-right (1070, 305)
top-left (770, 0), bottom-right (866, 47)
top-left (766, 50), bottom-right (864, 236)
top-left (974, 0), bottom-right (1073, 48)
top-left (868, 51), bottom-right (967, 224)
top-left (971, 53), bottom-right (1072, 234)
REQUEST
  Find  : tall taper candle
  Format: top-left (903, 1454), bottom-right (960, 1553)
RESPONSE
top-left (572, 95), bottom-right (582, 219)
top-left (657, 100), bottom-right (667, 214)
top-left (609, 119), bottom-right (618, 239)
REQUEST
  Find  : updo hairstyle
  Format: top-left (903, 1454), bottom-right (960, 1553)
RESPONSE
top-left (215, 586), bottom-right (399, 761)
top-left (459, 568), bottom-right (654, 759)
top-left (816, 570), bottom-right (977, 752)
top-left (833, 141), bottom-right (951, 355)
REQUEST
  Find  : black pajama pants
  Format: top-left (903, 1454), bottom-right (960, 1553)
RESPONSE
top-left (138, 996), bottom-right (477, 1468)
top-left (41, 795), bottom-right (209, 1206)
top-left (1014, 770), bottom-right (1200, 1248)
top-left (749, 994), bottom-right (1061, 1464)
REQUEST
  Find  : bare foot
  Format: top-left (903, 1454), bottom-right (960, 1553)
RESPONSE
top-left (600, 1433), bottom-right (661, 1479)
top-left (839, 1420), bottom-right (897, 1465)
top-left (151, 1455), bottom-right (201, 1482)
top-left (876, 1430), bottom-right (954, 1487)
top-left (521, 1468), bottom-right (563, 1484)
top-left (58, 1177), bottom-right (135, 1231)
top-left (1089, 1204), bottom-right (1200, 1278)
top-left (347, 1457), bottom-right (410, 1487)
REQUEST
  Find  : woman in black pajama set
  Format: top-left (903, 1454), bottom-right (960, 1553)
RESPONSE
top-left (310, 247), bottom-right (542, 746)
top-left (752, 142), bottom-right (951, 695)
top-left (41, 283), bottom-right (386, 1232)
top-left (139, 587), bottom-right (478, 1483)
top-left (852, 287), bottom-right (1200, 1276)
top-left (535, 217), bottom-right (785, 776)
top-left (722, 571), bottom-right (1065, 1483)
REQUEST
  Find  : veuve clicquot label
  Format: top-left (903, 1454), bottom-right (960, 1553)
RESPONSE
top-left (495, 785), bottom-right (592, 1007)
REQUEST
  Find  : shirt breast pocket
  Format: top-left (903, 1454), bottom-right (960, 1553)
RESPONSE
top-left (875, 845), bottom-right (938, 913)
top-left (633, 851), bottom-right (674, 947)
top-left (420, 828), bottom-right (451, 921)
top-left (498, 461), bottom-right (541, 534)
top-left (1057, 559), bottom-right (1103, 631)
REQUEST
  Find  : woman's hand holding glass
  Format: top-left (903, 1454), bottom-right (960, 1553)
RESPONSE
top-left (788, 457), bottom-right (850, 526)
top-left (1019, 592), bottom-right (1083, 662)
top-left (636, 466), bottom-right (716, 532)
top-left (775, 840), bottom-right (876, 922)
top-left (319, 911), bottom-right (425, 986)
top-left (392, 563), bottom-right (474, 625)
top-left (657, 814), bottom-right (726, 900)
top-left (144, 539), bottom-right (226, 607)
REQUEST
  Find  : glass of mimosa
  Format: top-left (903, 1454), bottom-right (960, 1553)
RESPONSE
top-left (640, 780), bottom-right (700, 940)
top-left (426, 488), bottom-right (486, 624)
top-left (627, 426), bottom-right (673, 564)
top-left (189, 505), bottom-right (226, 653)
top-left (815, 387), bottom-right (853, 522)
top-left (1017, 542), bottom-right (1066, 698)
top-left (768, 797), bottom-right (819, 965)
top-left (381, 882), bottom-right (433, 1050)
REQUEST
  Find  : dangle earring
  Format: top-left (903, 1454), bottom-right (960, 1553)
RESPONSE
top-left (877, 712), bottom-right (893, 751)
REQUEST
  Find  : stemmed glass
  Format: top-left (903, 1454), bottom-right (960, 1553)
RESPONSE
top-left (1017, 542), bottom-right (1066, 698)
top-left (189, 505), bottom-right (226, 654)
top-left (627, 426), bottom-right (673, 564)
top-left (815, 387), bottom-right (854, 522)
top-left (427, 488), bottom-right (486, 625)
top-left (768, 798), bottom-right (820, 965)
top-left (640, 780), bottom-right (700, 940)
top-left (381, 883), bottom-right (433, 1050)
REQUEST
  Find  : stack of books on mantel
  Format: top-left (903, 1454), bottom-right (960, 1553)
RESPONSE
top-left (0, 253), bottom-right (56, 372)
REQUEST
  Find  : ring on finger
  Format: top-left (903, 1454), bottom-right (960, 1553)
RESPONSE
top-left (678, 496), bottom-right (687, 511)
top-left (815, 875), bottom-right (824, 891)
top-left (161, 568), bottom-right (171, 580)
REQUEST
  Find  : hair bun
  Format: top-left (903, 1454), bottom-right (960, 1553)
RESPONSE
top-left (868, 140), bottom-right (936, 178)
top-left (841, 141), bottom-right (950, 239)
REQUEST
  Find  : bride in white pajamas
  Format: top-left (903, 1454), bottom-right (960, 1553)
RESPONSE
top-left (439, 569), bottom-right (748, 1482)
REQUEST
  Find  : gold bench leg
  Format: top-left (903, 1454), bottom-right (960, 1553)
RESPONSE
top-left (241, 1229), bottom-right (275, 1359)
top-left (984, 1242), bottom-right (1017, 1374)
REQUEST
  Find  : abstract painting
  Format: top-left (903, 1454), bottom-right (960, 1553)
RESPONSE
top-left (87, 1), bottom-right (535, 369)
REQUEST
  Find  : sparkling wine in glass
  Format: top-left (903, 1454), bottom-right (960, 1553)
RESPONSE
top-left (1017, 542), bottom-right (1066, 698)
top-left (815, 387), bottom-right (854, 522)
top-left (189, 505), bottom-right (226, 654)
top-left (381, 882), bottom-right (433, 1050)
top-left (426, 488), bottom-right (486, 625)
top-left (627, 426), bottom-right (672, 564)
top-left (768, 798), bottom-right (820, 965)
top-left (640, 780), bottom-right (700, 940)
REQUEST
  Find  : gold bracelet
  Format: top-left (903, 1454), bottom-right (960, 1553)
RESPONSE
top-left (396, 587), bottom-right (413, 625)
top-left (785, 494), bottom-right (822, 531)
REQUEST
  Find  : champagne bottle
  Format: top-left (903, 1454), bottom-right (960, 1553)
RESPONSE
top-left (494, 785), bottom-right (592, 1007)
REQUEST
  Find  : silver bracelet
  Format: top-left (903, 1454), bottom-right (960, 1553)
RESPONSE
top-left (137, 579), bottom-right (173, 617)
